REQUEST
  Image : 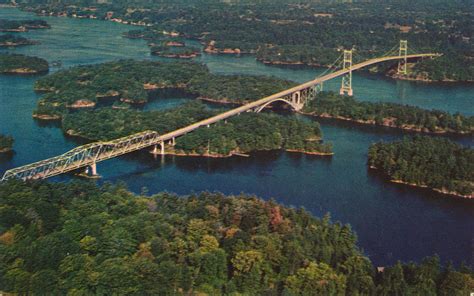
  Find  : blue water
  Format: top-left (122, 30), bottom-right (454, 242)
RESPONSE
top-left (0, 7), bottom-right (473, 267)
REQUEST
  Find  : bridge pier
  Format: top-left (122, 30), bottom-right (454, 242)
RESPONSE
top-left (151, 142), bottom-right (165, 155)
top-left (340, 88), bottom-right (353, 96)
top-left (81, 162), bottom-right (100, 178)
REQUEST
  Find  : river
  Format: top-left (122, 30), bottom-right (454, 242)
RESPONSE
top-left (0, 7), bottom-right (473, 267)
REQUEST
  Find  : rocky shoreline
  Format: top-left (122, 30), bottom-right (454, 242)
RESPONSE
top-left (299, 111), bottom-right (472, 135)
top-left (369, 166), bottom-right (473, 199)
top-left (1, 68), bottom-right (47, 75)
top-left (0, 147), bottom-right (13, 153)
top-left (151, 52), bottom-right (200, 59)
top-left (33, 113), bottom-right (61, 120)
top-left (0, 40), bottom-right (38, 47)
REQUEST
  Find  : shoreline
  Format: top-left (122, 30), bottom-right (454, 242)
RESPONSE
top-left (151, 52), bottom-right (200, 59)
top-left (33, 113), bottom-right (61, 120)
top-left (1, 68), bottom-right (48, 75)
top-left (0, 147), bottom-right (13, 153)
top-left (369, 166), bottom-right (473, 199)
top-left (299, 111), bottom-right (472, 135)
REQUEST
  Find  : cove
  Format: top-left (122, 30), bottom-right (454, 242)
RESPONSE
top-left (0, 7), bottom-right (473, 267)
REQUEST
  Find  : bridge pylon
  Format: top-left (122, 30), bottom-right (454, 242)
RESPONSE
top-left (397, 40), bottom-right (408, 75)
top-left (339, 50), bottom-right (353, 96)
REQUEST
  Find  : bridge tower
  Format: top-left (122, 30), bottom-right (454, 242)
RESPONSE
top-left (397, 40), bottom-right (408, 75)
top-left (339, 50), bottom-right (353, 96)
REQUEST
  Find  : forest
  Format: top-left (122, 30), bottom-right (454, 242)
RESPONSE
top-left (0, 53), bottom-right (49, 74)
top-left (0, 134), bottom-right (13, 152)
top-left (19, 0), bottom-right (474, 81)
top-left (0, 34), bottom-right (37, 47)
top-left (0, 180), bottom-right (472, 294)
top-left (62, 102), bottom-right (332, 156)
top-left (32, 60), bottom-right (295, 118)
top-left (368, 136), bottom-right (474, 198)
top-left (303, 91), bottom-right (474, 134)
top-left (0, 18), bottom-right (50, 31)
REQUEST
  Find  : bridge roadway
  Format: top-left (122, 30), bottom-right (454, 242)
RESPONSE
top-left (1, 53), bottom-right (439, 181)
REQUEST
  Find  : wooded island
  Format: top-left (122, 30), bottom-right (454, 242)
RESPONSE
top-left (0, 53), bottom-right (49, 75)
top-left (368, 136), bottom-right (473, 198)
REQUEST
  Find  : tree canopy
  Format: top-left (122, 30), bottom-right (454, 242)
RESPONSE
top-left (0, 181), bottom-right (472, 294)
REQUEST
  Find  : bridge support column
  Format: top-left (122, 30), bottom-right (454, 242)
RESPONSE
top-left (90, 162), bottom-right (98, 176)
top-left (339, 50), bottom-right (353, 96)
top-left (291, 91), bottom-right (304, 111)
top-left (150, 142), bottom-right (165, 155)
top-left (82, 162), bottom-right (100, 178)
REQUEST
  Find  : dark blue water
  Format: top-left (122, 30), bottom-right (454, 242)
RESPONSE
top-left (0, 7), bottom-right (473, 267)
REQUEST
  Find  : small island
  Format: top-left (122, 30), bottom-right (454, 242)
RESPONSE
top-left (0, 53), bottom-right (49, 75)
top-left (368, 136), bottom-right (473, 198)
top-left (0, 134), bottom-right (14, 153)
top-left (0, 34), bottom-right (38, 47)
top-left (0, 19), bottom-right (50, 32)
top-left (62, 102), bottom-right (333, 157)
top-left (0, 181), bottom-right (472, 295)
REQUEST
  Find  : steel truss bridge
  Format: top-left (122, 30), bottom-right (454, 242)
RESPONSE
top-left (1, 44), bottom-right (440, 181)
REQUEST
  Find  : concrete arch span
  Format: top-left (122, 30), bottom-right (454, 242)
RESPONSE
top-left (254, 98), bottom-right (299, 113)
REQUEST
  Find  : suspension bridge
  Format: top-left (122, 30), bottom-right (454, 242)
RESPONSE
top-left (1, 41), bottom-right (440, 181)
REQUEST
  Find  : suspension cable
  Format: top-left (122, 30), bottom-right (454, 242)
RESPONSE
top-left (315, 52), bottom-right (344, 79)
top-left (380, 44), bottom-right (399, 57)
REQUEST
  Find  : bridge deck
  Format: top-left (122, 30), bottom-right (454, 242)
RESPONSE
top-left (1, 53), bottom-right (439, 181)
